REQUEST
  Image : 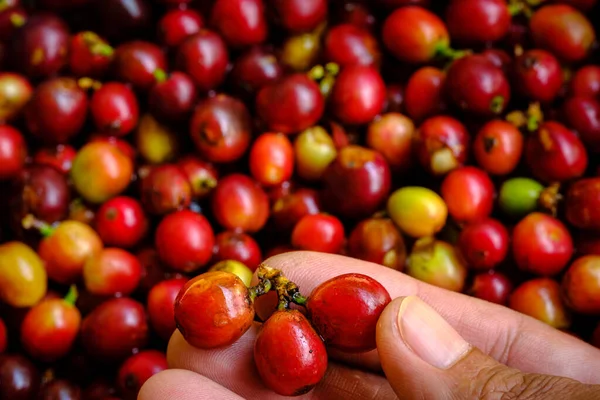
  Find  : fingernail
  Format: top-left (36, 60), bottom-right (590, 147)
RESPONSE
top-left (397, 296), bottom-right (471, 369)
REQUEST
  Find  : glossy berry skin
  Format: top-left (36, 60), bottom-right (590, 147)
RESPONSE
top-left (291, 213), bottom-right (345, 254)
top-left (458, 219), bottom-right (509, 271)
top-left (407, 238), bottom-right (467, 292)
top-left (211, 0), bottom-right (267, 48)
top-left (404, 66), bottom-right (446, 122)
top-left (445, 55), bottom-right (510, 117)
top-left (149, 72), bottom-right (197, 122)
top-left (530, 4), bottom-right (595, 63)
top-left (176, 31), bottom-right (229, 92)
top-left (155, 210), bottom-right (215, 273)
top-left (387, 186), bottom-right (447, 239)
top-left (294, 126), bottom-right (337, 181)
top-left (513, 49), bottom-right (563, 104)
top-left (95, 0), bottom-right (152, 42)
top-left (445, 0), bottom-right (511, 45)
top-left (254, 309), bottom-right (327, 396)
top-left (25, 77), bottom-right (88, 145)
top-left (512, 213), bottom-right (574, 276)
top-left (348, 218), bottom-right (407, 271)
top-left (566, 178), bottom-right (600, 231)
top-left (257, 74), bottom-right (324, 134)
top-left (468, 271), bottom-right (512, 305)
top-left (525, 121), bottom-right (588, 183)
top-left (249, 133), bottom-right (294, 187)
top-left (498, 177), bottom-right (544, 218)
top-left (414, 116), bottom-right (469, 176)
top-left (0, 125), bottom-right (26, 180)
top-left (271, 0), bottom-right (327, 33)
top-left (95, 196), bottom-right (148, 249)
top-left (158, 9), bottom-right (204, 48)
top-left (11, 14), bottom-right (69, 79)
top-left (0, 241), bottom-right (47, 308)
top-left (69, 31), bottom-right (113, 78)
top-left (71, 141), bottom-right (134, 204)
top-left (174, 271), bottom-right (255, 349)
top-left (0, 355), bottom-right (40, 400)
top-left (140, 164), bottom-right (192, 215)
top-left (113, 41), bottom-right (167, 92)
top-left (229, 46), bottom-right (283, 96)
top-left (147, 278), bottom-right (188, 340)
top-left (562, 96), bottom-right (600, 153)
top-left (118, 350), bottom-right (168, 400)
top-left (307, 273), bottom-right (391, 352)
top-left (0, 318), bottom-right (6, 353)
top-left (321, 145), bottom-right (391, 220)
top-left (324, 24), bottom-right (381, 68)
top-left (90, 82), bottom-right (139, 136)
top-left (21, 298), bottom-right (81, 362)
top-left (83, 248), bottom-right (142, 296)
top-left (271, 188), bottom-right (322, 232)
top-left (81, 297), bottom-right (149, 362)
top-left (441, 167), bottom-right (495, 224)
top-left (0, 73), bottom-right (33, 123)
top-left (211, 174), bottom-right (270, 233)
top-left (570, 65), bottom-right (600, 98)
top-left (561, 255), bottom-right (600, 314)
top-left (190, 95), bottom-right (252, 163)
top-left (177, 156), bottom-right (218, 199)
top-left (331, 65), bottom-right (386, 125)
top-left (39, 220), bottom-right (103, 285)
top-left (33, 144), bottom-right (77, 174)
top-left (509, 278), bottom-right (570, 329)
top-left (382, 6), bottom-right (449, 64)
top-left (473, 120), bottom-right (523, 176)
top-left (212, 231), bottom-right (263, 272)
top-left (366, 113), bottom-right (415, 174)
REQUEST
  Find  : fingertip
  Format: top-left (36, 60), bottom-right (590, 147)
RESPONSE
top-left (138, 369), bottom-right (243, 400)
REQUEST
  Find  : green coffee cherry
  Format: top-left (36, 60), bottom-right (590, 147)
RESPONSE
top-left (499, 177), bottom-right (544, 218)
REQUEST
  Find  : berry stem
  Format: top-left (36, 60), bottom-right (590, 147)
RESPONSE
top-left (22, 214), bottom-right (55, 237)
top-left (252, 264), bottom-right (308, 310)
top-left (63, 285), bottom-right (79, 306)
top-left (154, 69), bottom-right (168, 83)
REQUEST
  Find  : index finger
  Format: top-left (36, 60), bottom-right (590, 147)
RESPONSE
top-left (263, 251), bottom-right (600, 384)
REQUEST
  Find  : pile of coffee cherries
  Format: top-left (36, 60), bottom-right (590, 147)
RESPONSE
top-left (0, 0), bottom-right (599, 398)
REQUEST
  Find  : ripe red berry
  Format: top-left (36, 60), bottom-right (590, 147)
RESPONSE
top-left (0, 125), bottom-right (27, 180)
top-left (83, 248), bottom-right (142, 296)
top-left (249, 133), bottom-right (294, 187)
top-left (210, 0), bottom-right (267, 48)
top-left (291, 213), bottom-right (345, 254)
top-left (441, 166), bottom-right (495, 224)
top-left (174, 271), bottom-right (255, 349)
top-left (307, 273), bottom-right (391, 352)
top-left (212, 231), bottom-right (263, 272)
top-left (118, 350), bottom-right (168, 400)
top-left (473, 120), bottom-right (523, 176)
top-left (90, 82), bottom-right (139, 136)
top-left (458, 218), bottom-right (509, 271)
top-left (147, 278), bottom-right (188, 341)
top-left (254, 309), bottom-right (327, 396)
top-left (95, 196), bottom-right (148, 248)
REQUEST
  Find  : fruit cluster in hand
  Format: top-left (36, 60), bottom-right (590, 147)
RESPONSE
top-left (174, 266), bottom-right (391, 396)
top-left (0, 0), bottom-right (600, 398)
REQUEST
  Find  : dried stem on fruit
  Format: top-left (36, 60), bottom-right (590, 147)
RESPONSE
top-left (251, 264), bottom-right (308, 311)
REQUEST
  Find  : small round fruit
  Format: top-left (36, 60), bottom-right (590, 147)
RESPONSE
top-left (136, 113), bottom-right (180, 164)
top-left (445, 0), bottom-right (511, 45)
top-left (140, 164), bottom-right (192, 215)
top-left (149, 71), bottom-right (197, 122)
top-left (113, 41), bottom-right (167, 91)
top-left (174, 271), bottom-right (255, 349)
top-left (366, 113), bottom-right (415, 173)
top-left (83, 248), bottom-right (142, 296)
top-left (294, 126), bottom-right (337, 181)
top-left (565, 178), bottom-right (600, 231)
top-left (69, 30), bottom-right (114, 78)
top-left (291, 213), bottom-right (345, 254)
top-left (71, 141), bottom-right (133, 204)
top-left (513, 49), bottom-right (563, 103)
top-left (404, 66), bottom-right (446, 122)
top-left (33, 144), bottom-right (77, 174)
top-left (561, 96), bottom-right (600, 153)
top-left (209, 260), bottom-right (253, 287)
top-left (21, 297), bottom-right (81, 362)
top-left (158, 8), bottom-right (204, 48)
top-left (0, 355), bottom-right (40, 400)
top-left (441, 166), bottom-right (495, 224)
top-left (271, 0), bottom-right (327, 33)
top-left (324, 23), bottom-right (381, 68)
top-left (211, 174), bottom-right (269, 233)
top-left (512, 213), bottom-right (574, 276)
top-left (570, 65), bottom-right (600, 98)
top-left (561, 256), bottom-right (600, 314)
top-left (0, 318), bottom-right (6, 353)
top-left (95, 196), bottom-right (148, 248)
top-left (81, 297), bottom-right (149, 362)
top-left (249, 133), bottom-right (294, 186)
top-left (176, 30), bottom-right (229, 92)
top-left (407, 238), bottom-right (468, 292)
top-left (90, 82), bottom-right (139, 136)
top-left (0, 125), bottom-right (27, 180)
top-left (468, 271), bottom-right (513, 305)
top-left (498, 177), bottom-right (544, 218)
top-left (210, 0), bottom-right (267, 48)
top-left (147, 278), bottom-right (188, 341)
top-left (271, 188), bottom-right (322, 233)
top-left (458, 219), bottom-right (509, 271)
top-left (254, 309), bottom-right (327, 396)
top-left (118, 350), bottom-right (168, 400)
top-left (382, 6), bottom-right (450, 64)
top-left (177, 156), bottom-right (218, 199)
top-left (347, 218), bottom-right (407, 271)
top-left (0, 72), bottom-right (33, 123)
top-left (387, 187), bottom-right (447, 238)
top-left (0, 241), bottom-right (47, 308)
top-left (473, 120), bottom-right (523, 176)
top-left (212, 231), bottom-right (262, 272)
top-left (307, 273), bottom-right (391, 352)
top-left (155, 210), bottom-right (215, 273)
top-left (39, 220), bottom-right (103, 285)
top-left (509, 278), bottom-right (571, 329)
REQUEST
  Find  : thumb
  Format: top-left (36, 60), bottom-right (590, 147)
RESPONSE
top-left (376, 296), bottom-right (600, 400)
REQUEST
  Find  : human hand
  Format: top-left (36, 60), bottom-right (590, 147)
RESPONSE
top-left (139, 251), bottom-right (600, 399)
